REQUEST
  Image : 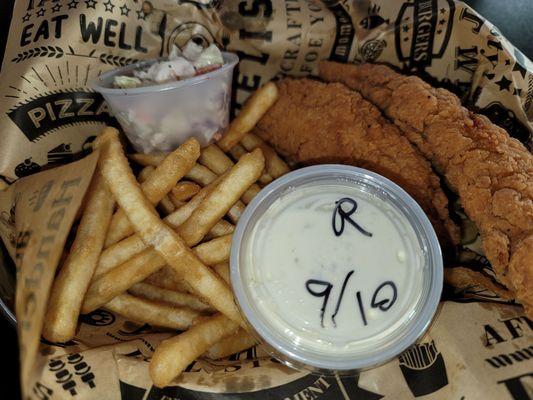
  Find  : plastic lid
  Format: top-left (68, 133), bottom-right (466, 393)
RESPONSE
top-left (230, 165), bottom-right (443, 372)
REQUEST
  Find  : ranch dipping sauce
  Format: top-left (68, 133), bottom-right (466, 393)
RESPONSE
top-left (231, 165), bottom-right (443, 372)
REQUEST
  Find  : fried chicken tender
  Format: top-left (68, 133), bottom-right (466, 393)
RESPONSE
top-left (320, 61), bottom-right (533, 316)
top-left (255, 78), bottom-right (459, 249)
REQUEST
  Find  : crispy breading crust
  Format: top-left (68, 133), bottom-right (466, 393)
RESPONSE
top-left (319, 61), bottom-right (533, 316)
top-left (255, 78), bottom-right (459, 250)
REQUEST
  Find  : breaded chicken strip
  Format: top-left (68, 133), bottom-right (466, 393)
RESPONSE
top-left (320, 61), bottom-right (533, 315)
top-left (255, 78), bottom-right (459, 250)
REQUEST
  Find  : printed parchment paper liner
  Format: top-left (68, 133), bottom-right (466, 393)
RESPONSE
top-left (0, 0), bottom-right (532, 398)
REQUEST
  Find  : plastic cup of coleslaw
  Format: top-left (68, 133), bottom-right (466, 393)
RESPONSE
top-left (91, 52), bottom-right (239, 153)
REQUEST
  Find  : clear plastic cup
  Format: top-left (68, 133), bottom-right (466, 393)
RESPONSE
top-left (91, 52), bottom-right (239, 153)
top-left (230, 165), bottom-right (443, 374)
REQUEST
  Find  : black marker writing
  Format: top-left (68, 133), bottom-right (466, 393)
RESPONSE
top-left (306, 270), bottom-right (397, 328)
top-left (332, 197), bottom-right (372, 237)
top-left (371, 281), bottom-right (397, 311)
top-left (305, 279), bottom-right (333, 328)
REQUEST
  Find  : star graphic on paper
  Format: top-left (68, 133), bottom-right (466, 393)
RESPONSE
top-left (36, 7), bottom-right (45, 17)
top-left (513, 61), bottom-right (527, 78)
top-left (51, 3), bottom-right (61, 12)
top-left (22, 12), bottom-right (31, 22)
top-left (439, 19), bottom-right (446, 25)
top-left (505, 59), bottom-right (511, 65)
top-left (85, 0), bottom-right (97, 9)
top-left (103, 0), bottom-right (114, 13)
top-left (68, 0), bottom-right (79, 9)
top-left (136, 8), bottom-right (146, 20)
top-left (120, 4), bottom-right (130, 16)
top-left (402, 25), bottom-right (409, 33)
top-left (440, 8), bottom-right (446, 14)
top-left (495, 75), bottom-right (512, 92)
top-left (514, 88), bottom-right (522, 96)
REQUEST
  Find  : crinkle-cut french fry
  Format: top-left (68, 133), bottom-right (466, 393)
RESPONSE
top-left (178, 149), bottom-right (265, 246)
top-left (199, 144), bottom-right (262, 205)
top-left (171, 182), bottom-right (200, 202)
top-left (43, 169), bottom-right (115, 342)
top-left (193, 234), bottom-right (232, 266)
top-left (128, 282), bottom-right (213, 313)
top-left (85, 233), bottom-right (233, 313)
top-left (218, 82), bottom-right (279, 151)
top-left (128, 153), bottom-right (167, 167)
top-left (204, 220), bottom-right (235, 240)
top-left (212, 263), bottom-right (230, 284)
top-left (150, 314), bottom-right (239, 387)
top-left (158, 196), bottom-right (176, 214)
top-left (105, 293), bottom-right (200, 330)
top-left (185, 164), bottom-right (218, 186)
top-left (205, 329), bottom-right (257, 359)
top-left (82, 248), bottom-right (167, 313)
top-left (93, 128), bottom-right (244, 326)
top-left (105, 138), bottom-right (200, 247)
top-left (240, 133), bottom-right (290, 179)
top-left (144, 266), bottom-right (193, 293)
top-left (229, 143), bottom-right (273, 185)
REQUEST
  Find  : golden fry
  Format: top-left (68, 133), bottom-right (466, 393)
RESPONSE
top-left (218, 82), bottom-right (279, 151)
top-left (128, 153), bottom-right (167, 167)
top-left (144, 266), bottom-right (194, 293)
top-left (199, 144), bottom-right (234, 174)
top-left (185, 164), bottom-right (218, 186)
top-left (199, 144), bottom-right (261, 205)
top-left (171, 182), bottom-right (201, 202)
top-left (43, 169), bottom-right (115, 342)
top-left (137, 166), bottom-right (155, 183)
top-left (193, 234), bottom-right (232, 266)
top-left (93, 128), bottom-right (244, 326)
top-left (128, 282), bottom-right (213, 312)
top-left (205, 220), bottom-right (235, 240)
top-left (105, 293), bottom-right (200, 330)
top-left (82, 248), bottom-right (167, 313)
top-left (105, 138), bottom-right (200, 247)
top-left (241, 133), bottom-right (290, 179)
top-left (150, 314), bottom-right (239, 387)
top-left (229, 143), bottom-right (273, 185)
top-left (95, 234), bottom-right (147, 277)
top-left (205, 329), bottom-right (257, 359)
top-left (158, 196), bottom-right (176, 214)
top-left (178, 149), bottom-right (265, 246)
top-left (213, 262), bottom-right (230, 284)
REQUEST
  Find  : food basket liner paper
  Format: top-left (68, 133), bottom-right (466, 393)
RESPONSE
top-left (0, 0), bottom-right (532, 398)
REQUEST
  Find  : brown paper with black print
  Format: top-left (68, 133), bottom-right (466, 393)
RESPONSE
top-left (0, 0), bottom-right (532, 399)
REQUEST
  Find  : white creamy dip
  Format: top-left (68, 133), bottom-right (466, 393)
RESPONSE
top-left (240, 184), bottom-right (424, 354)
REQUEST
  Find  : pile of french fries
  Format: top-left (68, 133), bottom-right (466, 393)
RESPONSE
top-left (42, 83), bottom-right (288, 387)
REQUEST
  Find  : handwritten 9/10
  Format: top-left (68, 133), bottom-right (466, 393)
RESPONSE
top-left (304, 197), bottom-right (398, 328)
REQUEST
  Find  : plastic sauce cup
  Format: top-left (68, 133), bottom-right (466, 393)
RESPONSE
top-left (91, 52), bottom-right (239, 153)
top-left (230, 165), bottom-right (443, 373)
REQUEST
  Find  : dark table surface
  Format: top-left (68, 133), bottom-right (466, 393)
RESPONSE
top-left (0, 0), bottom-right (532, 398)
